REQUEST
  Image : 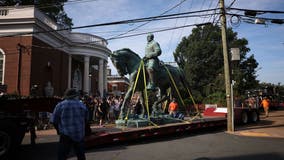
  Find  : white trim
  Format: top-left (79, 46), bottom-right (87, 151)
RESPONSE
top-left (0, 48), bottom-right (5, 84)
top-left (68, 46), bottom-right (109, 60)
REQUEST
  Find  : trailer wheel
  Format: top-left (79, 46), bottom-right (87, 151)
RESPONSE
top-left (250, 111), bottom-right (259, 123)
top-left (0, 121), bottom-right (17, 159)
top-left (241, 111), bottom-right (248, 124)
top-left (0, 130), bottom-right (11, 158)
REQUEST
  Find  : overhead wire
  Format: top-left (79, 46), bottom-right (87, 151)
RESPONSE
top-left (107, 0), bottom-right (189, 41)
top-left (211, 0), bottom-right (221, 25)
top-left (166, 0), bottom-right (186, 54)
top-left (0, 8), bottom-right (219, 38)
top-left (20, 22), bottom-right (212, 51)
top-left (177, 0), bottom-right (194, 41)
top-left (226, 13), bottom-right (284, 22)
top-left (194, 0), bottom-right (206, 25)
top-left (227, 0), bottom-right (237, 9)
top-left (228, 7), bottom-right (284, 14)
top-left (201, 0), bottom-right (214, 23)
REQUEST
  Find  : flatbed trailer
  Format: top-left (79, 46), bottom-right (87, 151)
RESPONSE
top-left (85, 116), bottom-right (227, 148)
top-left (84, 106), bottom-right (259, 148)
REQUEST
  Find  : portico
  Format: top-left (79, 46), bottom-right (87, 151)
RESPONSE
top-left (67, 32), bottom-right (110, 96)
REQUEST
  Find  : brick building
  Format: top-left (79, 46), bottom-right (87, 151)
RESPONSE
top-left (0, 6), bottom-right (111, 96)
top-left (106, 68), bottom-right (129, 96)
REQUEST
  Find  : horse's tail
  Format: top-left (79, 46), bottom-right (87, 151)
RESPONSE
top-left (178, 68), bottom-right (195, 100)
top-left (178, 68), bottom-right (189, 90)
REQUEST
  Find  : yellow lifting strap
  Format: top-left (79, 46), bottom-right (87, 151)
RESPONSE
top-left (142, 61), bottom-right (159, 127)
top-left (163, 65), bottom-right (185, 107)
top-left (125, 61), bottom-right (143, 121)
top-left (131, 61), bottom-right (143, 99)
top-left (123, 61), bottom-right (142, 121)
top-left (141, 61), bottom-right (150, 120)
top-left (163, 65), bottom-right (201, 117)
top-left (185, 87), bottom-right (200, 114)
top-left (162, 88), bottom-right (171, 112)
top-left (128, 60), bottom-right (158, 127)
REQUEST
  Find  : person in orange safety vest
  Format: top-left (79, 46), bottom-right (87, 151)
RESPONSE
top-left (168, 98), bottom-right (178, 117)
top-left (261, 97), bottom-right (270, 117)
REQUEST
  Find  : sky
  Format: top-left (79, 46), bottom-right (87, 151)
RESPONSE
top-left (64, 0), bottom-right (284, 85)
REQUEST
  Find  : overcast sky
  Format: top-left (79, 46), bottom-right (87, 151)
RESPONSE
top-left (64, 0), bottom-right (284, 85)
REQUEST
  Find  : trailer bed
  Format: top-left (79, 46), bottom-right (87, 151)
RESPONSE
top-left (85, 116), bottom-right (226, 148)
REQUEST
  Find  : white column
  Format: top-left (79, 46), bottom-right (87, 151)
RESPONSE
top-left (99, 59), bottom-right (104, 97)
top-left (83, 56), bottom-right (90, 94)
top-left (67, 54), bottom-right (72, 89)
top-left (104, 60), bottom-right (108, 94)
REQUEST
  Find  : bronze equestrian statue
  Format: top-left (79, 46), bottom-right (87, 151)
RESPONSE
top-left (110, 48), bottom-right (190, 119)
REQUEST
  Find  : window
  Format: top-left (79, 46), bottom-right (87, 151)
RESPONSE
top-left (0, 50), bottom-right (4, 84)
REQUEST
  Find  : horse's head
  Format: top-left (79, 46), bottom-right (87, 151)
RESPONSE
top-left (110, 48), bottom-right (141, 76)
top-left (110, 50), bottom-right (127, 76)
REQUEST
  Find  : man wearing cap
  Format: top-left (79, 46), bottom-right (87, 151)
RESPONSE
top-left (143, 33), bottom-right (162, 90)
top-left (51, 89), bottom-right (88, 160)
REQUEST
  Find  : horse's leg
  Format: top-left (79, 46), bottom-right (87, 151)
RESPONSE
top-left (119, 87), bottom-right (133, 119)
top-left (138, 92), bottom-right (146, 118)
top-left (152, 89), bottom-right (169, 115)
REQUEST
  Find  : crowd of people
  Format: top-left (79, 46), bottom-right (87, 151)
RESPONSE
top-left (81, 94), bottom-right (124, 126)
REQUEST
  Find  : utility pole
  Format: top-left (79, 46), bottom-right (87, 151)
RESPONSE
top-left (219, 0), bottom-right (233, 132)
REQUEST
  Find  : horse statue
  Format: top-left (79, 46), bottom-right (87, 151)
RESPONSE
top-left (110, 48), bottom-right (189, 119)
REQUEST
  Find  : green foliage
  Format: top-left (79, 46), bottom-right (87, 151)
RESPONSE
top-left (174, 24), bottom-right (259, 104)
top-left (258, 82), bottom-right (284, 101)
top-left (1, 0), bottom-right (73, 28)
top-left (203, 92), bottom-right (226, 107)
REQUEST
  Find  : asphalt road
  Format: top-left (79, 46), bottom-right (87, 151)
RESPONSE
top-left (17, 109), bottom-right (284, 160)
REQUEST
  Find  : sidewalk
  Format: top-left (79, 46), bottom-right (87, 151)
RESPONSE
top-left (233, 108), bottom-right (284, 138)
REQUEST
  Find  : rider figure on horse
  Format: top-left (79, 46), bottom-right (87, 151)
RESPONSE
top-left (143, 33), bottom-right (162, 90)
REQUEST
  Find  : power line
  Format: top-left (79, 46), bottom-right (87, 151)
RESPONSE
top-left (108, 0), bottom-right (189, 40)
top-left (226, 13), bottom-right (284, 22)
top-left (177, 0), bottom-right (194, 41)
top-left (166, 0), bottom-right (187, 54)
top-left (19, 22), bottom-right (212, 51)
top-left (228, 7), bottom-right (284, 14)
top-left (107, 22), bottom-right (212, 41)
top-left (201, 0), bottom-right (215, 23)
top-left (0, 8), bottom-right (219, 38)
top-left (227, 0), bottom-right (237, 8)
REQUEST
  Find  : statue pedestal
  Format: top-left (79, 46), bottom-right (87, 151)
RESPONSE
top-left (115, 118), bottom-right (149, 128)
top-left (115, 114), bottom-right (184, 128)
top-left (150, 114), bottom-right (182, 125)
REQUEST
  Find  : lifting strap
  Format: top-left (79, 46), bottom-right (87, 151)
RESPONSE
top-left (164, 65), bottom-right (201, 117)
top-left (163, 65), bottom-right (185, 107)
top-left (127, 60), bottom-right (158, 127)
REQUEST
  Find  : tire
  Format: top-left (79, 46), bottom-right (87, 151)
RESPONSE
top-left (249, 110), bottom-right (259, 123)
top-left (241, 111), bottom-right (248, 124)
top-left (0, 120), bottom-right (18, 159)
top-left (0, 130), bottom-right (11, 159)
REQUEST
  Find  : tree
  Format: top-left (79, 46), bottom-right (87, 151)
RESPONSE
top-left (174, 24), bottom-right (259, 104)
top-left (0, 0), bottom-right (73, 28)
